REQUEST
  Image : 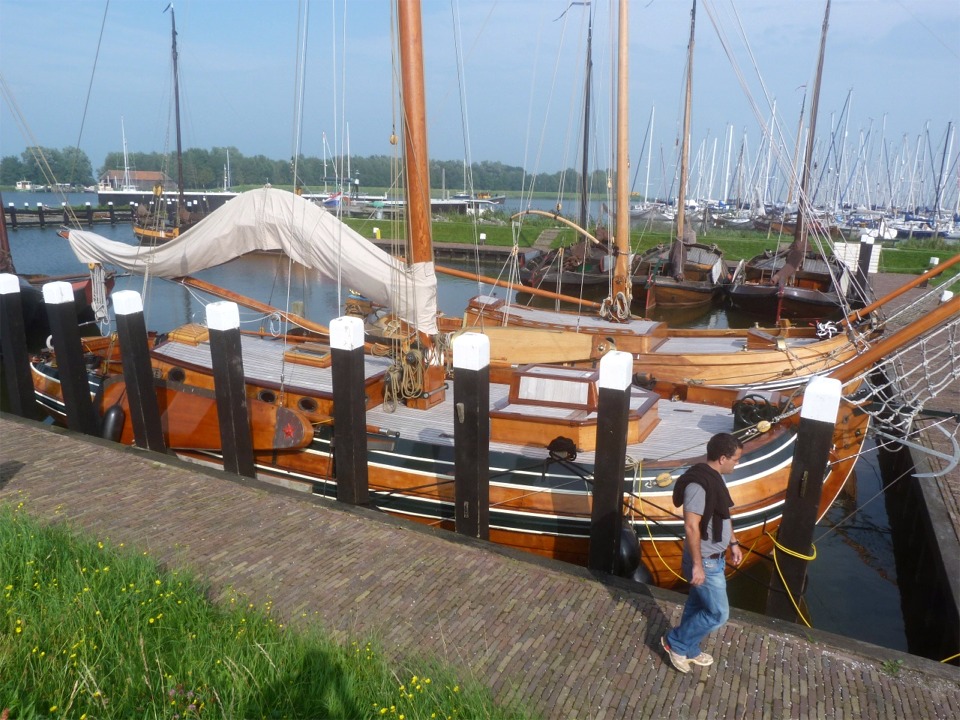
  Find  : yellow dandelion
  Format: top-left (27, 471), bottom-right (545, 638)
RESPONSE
top-left (49, 706), bottom-right (57, 713)
top-left (155, 579), bottom-right (162, 586)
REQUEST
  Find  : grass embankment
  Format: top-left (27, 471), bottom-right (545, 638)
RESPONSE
top-left (342, 213), bottom-right (960, 282)
top-left (0, 500), bottom-right (535, 720)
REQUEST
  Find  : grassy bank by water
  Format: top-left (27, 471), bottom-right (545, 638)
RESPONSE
top-left (342, 213), bottom-right (959, 280)
top-left (0, 499), bottom-right (535, 720)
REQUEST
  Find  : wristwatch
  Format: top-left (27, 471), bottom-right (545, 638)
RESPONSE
top-left (729, 540), bottom-right (740, 547)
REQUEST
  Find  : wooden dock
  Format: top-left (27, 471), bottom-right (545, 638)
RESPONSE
top-left (1, 406), bottom-right (956, 718)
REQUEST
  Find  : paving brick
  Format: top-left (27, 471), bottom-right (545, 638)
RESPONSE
top-left (1, 398), bottom-right (958, 718)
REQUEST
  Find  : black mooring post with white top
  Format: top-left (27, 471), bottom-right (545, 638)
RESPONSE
top-left (0, 273), bottom-right (42, 420)
top-left (453, 332), bottom-right (490, 539)
top-left (588, 350), bottom-right (635, 574)
top-left (205, 301), bottom-right (256, 478)
top-left (42, 280), bottom-right (99, 436)
top-left (113, 290), bottom-right (166, 453)
top-left (330, 315), bottom-right (369, 506)
top-left (766, 375), bottom-right (842, 622)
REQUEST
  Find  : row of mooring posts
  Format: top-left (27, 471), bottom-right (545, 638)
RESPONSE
top-left (0, 273), bottom-right (840, 622)
top-left (4, 202), bottom-right (123, 228)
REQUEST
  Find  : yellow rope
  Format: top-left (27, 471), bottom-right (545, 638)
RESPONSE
top-left (632, 462), bottom-right (687, 584)
top-left (766, 530), bottom-right (816, 627)
top-left (941, 652), bottom-right (960, 664)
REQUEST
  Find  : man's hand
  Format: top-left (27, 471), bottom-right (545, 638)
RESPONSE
top-left (730, 543), bottom-right (743, 566)
top-left (690, 562), bottom-right (706, 586)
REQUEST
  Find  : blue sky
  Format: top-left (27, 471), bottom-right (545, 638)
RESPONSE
top-left (1, 0), bottom-right (958, 186)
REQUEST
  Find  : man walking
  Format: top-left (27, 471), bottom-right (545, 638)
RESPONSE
top-left (661, 432), bottom-right (744, 673)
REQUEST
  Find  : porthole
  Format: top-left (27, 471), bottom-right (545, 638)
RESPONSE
top-left (297, 397), bottom-right (318, 413)
top-left (167, 367), bottom-right (186, 383)
top-left (258, 389), bottom-right (277, 404)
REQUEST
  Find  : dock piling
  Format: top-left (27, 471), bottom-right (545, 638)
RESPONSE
top-left (205, 301), bottom-right (256, 478)
top-left (766, 376), bottom-right (842, 622)
top-left (453, 332), bottom-right (490, 539)
top-left (0, 274), bottom-right (42, 420)
top-left (113, 290), bottom-right (166, 453)
top-left (330, 315), bottom-right (369, 505)
top-left (42, 281), bottom-right (99, 436)
top-left (589, 350), bottom-right (634, 574)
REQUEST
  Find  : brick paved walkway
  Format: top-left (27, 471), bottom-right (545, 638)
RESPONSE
top-left (1, 414), bottom-right (957, 719)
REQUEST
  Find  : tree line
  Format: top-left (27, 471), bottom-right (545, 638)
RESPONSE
top-left (1, 146), bottom-right (608, 194)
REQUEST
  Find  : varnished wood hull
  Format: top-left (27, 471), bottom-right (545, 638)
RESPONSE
top-left (30, 330), bottom-right (869, 590)
top-left (31, 362), bottom-right (314, 451)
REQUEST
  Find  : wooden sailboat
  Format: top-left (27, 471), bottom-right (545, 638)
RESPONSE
top-left (133, 6), bottom-right (204, 244)
top-left (630, 0), bottom-right (726, 315)
top-left (726, 0), bottom-right (865, 323)
top-left (518, 6), bottom-right (614, 301)
top-left (26, 0), bottom-right (909, 590)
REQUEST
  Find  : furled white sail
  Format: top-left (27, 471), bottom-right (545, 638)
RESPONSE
top-left (65, 187), bottom-right (438, 334)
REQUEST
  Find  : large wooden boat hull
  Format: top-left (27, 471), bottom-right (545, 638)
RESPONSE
top-left (727, 249), bottom-right (863, 323)
top-left (726, 282), bottom-right (847, 322)
top-left (631, 242), bottom-right (727, 312)
top-left (30, 362), bottom-right (314, 452)
top-left (141, 384), bottom-right (868, 589)
top-left (29, 329), bottom-right (869, 590)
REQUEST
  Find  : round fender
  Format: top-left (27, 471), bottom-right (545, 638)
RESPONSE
top-left (618, 524), bottom-right (642, 578)
top-left (101, 404), bottom-right (126, 442)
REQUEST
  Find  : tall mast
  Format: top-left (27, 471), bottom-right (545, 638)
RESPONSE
top-left (397, 0), bottom-right (433, 266)
top-left (795, 0), bottom-right (830, 248)
top-left (675, 0), bottom-right (696, 245)
top-left (578, 9), bottom-right (593, 240)
top-left (786, 88), bottom-right (807, 206)
top-left (612, 0), bottom-right (631, 304)
top-left (168, 5), bottom-right (185, 224)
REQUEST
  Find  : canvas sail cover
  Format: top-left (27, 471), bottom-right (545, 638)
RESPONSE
top-left (65, 187), bottom-right (438, 334)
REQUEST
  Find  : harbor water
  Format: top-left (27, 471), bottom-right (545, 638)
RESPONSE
top-left (3, 196), bottom-right (910, 653)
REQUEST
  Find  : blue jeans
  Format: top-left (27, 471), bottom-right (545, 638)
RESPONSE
top-left (666, 552), bottom-right (730, 659)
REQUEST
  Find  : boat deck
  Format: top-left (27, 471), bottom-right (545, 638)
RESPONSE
top-left (154, 333), bottom-right (731, 464)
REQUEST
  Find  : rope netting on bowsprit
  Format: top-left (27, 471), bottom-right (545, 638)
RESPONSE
top-left (846, 310), bottom-right (960, 477)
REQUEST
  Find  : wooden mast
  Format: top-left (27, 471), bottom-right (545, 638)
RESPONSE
top-left (397, 0), bottom-right (434, 269)
top-left (578, 11), bottom-right (593, 242)
top-left (168, 5), bottom-right (186, 230)
top-left (675, 0), bottom-right (696, 247)
top-left (792, 0), bottom-right (830, 259)
top-left (612, 0), bottom-right (631, 305)
top-left (396, 0), bottom-right (445, 406)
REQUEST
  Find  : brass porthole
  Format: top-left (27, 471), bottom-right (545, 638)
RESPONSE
top-left (167, 367), bottom-right (186, 383)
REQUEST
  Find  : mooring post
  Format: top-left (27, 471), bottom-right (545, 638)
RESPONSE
top-left (113, 290), bottom-right (166, 453)
top-left (85, 202), bottom-right (93, 226)
top-left (42, 280), bottom-right (99, 436)
top-left (453, 332), bottom-right (490, 539)
top-left (330, 315), bottom-right (369, 505)
top-left (108, 202), bottom-right (115, 225)
top-left (8, 203), bottom-right (16, 228)
top-left (766, 375), bottom-right (842, 622)
top-left (62, 202), bottom-right (68, 224)
top-left (588, 350), bottom-right (634, 574)
top-left (205, 301), bottom-right (256, 478)
top-left (37, 203), bottom-right (45, 228)
top-left (0, 274), bottom-right (42, 420)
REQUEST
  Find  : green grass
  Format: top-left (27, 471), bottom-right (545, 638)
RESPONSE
top-left (0, 498), bottom-right (536, 720)
top-left (345, 212), bottom-right (960, 280)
